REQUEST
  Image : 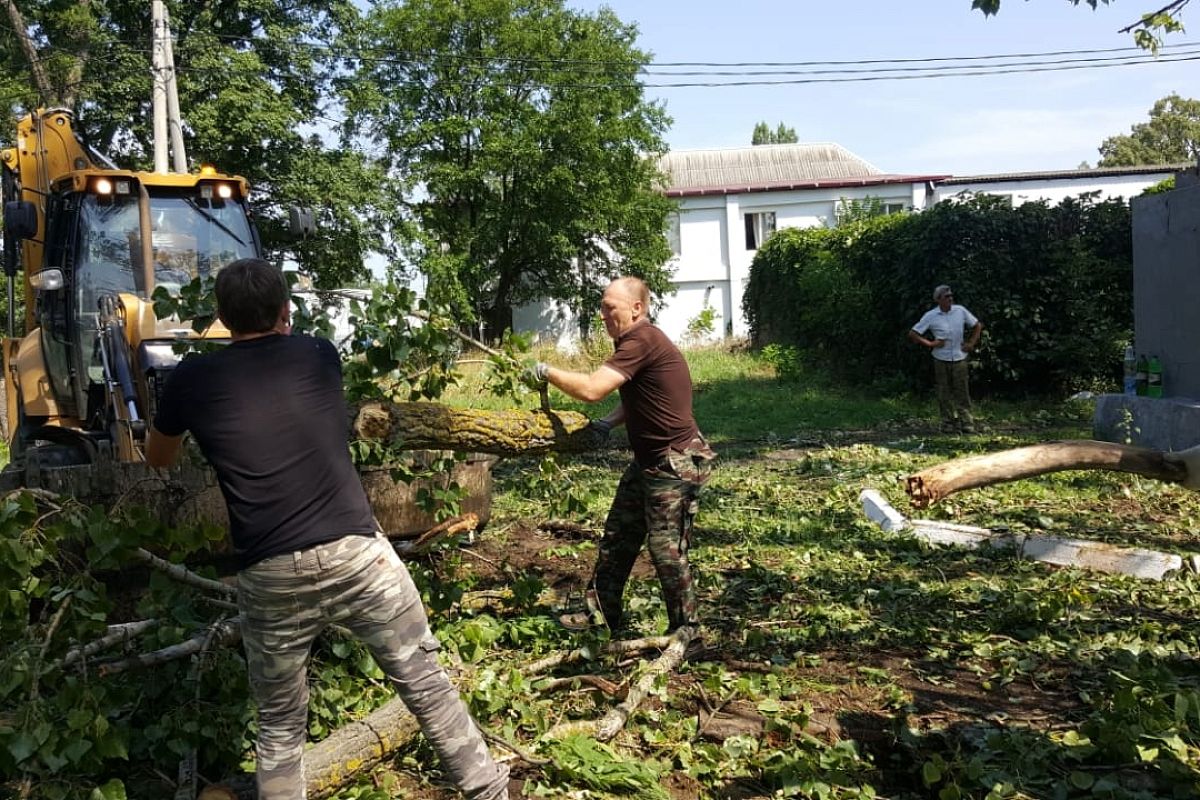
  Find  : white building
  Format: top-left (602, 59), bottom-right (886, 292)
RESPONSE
top-left (515, 145), bottom-right (1179, 345)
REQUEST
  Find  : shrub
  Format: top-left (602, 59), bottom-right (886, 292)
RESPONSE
top-left (744, 194), bottom-right (1133, 395)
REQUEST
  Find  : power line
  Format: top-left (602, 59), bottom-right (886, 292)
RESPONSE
top-left (1, 19), bottom-right (1198, 93)
top-left (5, 17), bottom-right (1200, 72)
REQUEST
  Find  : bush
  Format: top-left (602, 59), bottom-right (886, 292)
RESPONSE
top-left (744, 194), bottom-right (1133, 395)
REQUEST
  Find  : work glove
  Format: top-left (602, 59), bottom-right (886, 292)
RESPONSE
top-left (1164, 444), bottom-right (1200, 490)
top-left (586, 417), bottom-right (613, 448)
top-left (521, 361), bottom-right (551, 390)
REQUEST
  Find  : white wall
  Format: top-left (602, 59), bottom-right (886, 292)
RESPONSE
top-left (513, 298), bottom-right (582, 352)
top-left (669, 183), bottom-right (920, 339)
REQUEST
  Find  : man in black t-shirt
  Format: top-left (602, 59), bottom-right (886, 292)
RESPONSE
top-left (526, 276), bottom-right (715, 635)
top-left (147, 259), bottom-right (507, 800)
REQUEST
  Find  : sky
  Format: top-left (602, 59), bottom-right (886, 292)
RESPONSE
top-left (567, 0), bottom-right (1200, 176)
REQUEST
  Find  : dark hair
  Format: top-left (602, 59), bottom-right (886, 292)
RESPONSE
top-left (215, 258), bottom-right (288, 334)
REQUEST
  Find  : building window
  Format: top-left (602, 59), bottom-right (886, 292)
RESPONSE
top-left (744, 211), bottom-right (776, 250)
top-left (834, 197), bottom-right (908, 226)
top-left (666, 212), bottom-right (681, 257)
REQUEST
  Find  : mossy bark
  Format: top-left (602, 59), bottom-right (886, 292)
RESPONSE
top-left (353, 401), bottom-right (597, 456)
top-left (214, 696), bottom-right (422, 798)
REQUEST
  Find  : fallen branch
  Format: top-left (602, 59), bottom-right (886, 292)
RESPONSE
top-left (97, 616), bottom-right (242, 677)
top-left (904, 440), bottom-right (1186, 509)
top-left (542, 626), bottom-right (695, 742)
top-left (353, 401), bottom-right (595, 456)
top-left (481, 727), bottom-right (552, 767)
top-left (393, 513), bottom-right (478, 556)
top-left (538, 674), bottom-right (625, 698)
top-left (520, 636), bottom-right (673, 677)
top-left (132, 547), bottom-right (237, 598)
top-left (58, 618), bottom-right (162, 669)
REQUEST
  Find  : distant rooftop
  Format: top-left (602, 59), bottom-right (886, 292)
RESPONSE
top-left (942, 163), bottom-right (1188, 185)
top-left (659, 143), bottom-right (945, 197)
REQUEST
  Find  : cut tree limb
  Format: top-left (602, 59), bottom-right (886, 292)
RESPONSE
top-left (58, 618), bottom-right (162, 670)
top-left (132, 547), bottom-right (237, 598)
top-left (905, 440), bottom-right (1186, 509)
top-left (542, 626), bottom-right (695, 741)
top-left (520, 636), bottom-right (673, 677)
top-left (97, 616), bottom-right (242, 677)
top-left (212, 694), bottom-right (424, 800)
top-left (353, 402), bottom-right (596, 456)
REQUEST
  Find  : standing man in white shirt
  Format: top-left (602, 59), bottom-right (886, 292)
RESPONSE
top-left (908, 284), bottom-right (983, 433)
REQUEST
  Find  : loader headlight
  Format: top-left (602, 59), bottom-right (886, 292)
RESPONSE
top-left (90, 178), bottom-right (131, 196)
top-left (200, 182), bottom-right (236, 201)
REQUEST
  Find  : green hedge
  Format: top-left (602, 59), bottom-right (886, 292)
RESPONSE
top-left (743, 194), bottom-right (1133, 395)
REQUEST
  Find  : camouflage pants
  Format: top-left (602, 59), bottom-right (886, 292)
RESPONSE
top-left (237, 534), bottom-right (508, 800)
top-left (589, 437), bottom-right (715, 633)
top-left (933, 358), bottom-right (973, 428)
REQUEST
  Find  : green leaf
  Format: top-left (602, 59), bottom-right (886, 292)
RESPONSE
top-left (922, 760), bottom-right (942, 785)
top-left (7, 732), bottom-right (37, 763)
top-left (89, 779), bottom-right (127, 800)
top-left (1069, 771), bottom-right (1094, 789)
top-left (93, 730), bottom-right (128, 760)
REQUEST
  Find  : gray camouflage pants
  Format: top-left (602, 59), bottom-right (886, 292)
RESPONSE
top-left (237, 533), bottom-right (508, 800)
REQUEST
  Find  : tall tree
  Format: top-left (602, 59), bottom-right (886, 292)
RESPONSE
top-left (970, 1), bottom-right (1187, 49)
top-left (345, 0), bottom-right (674, 336)
top-left (1098, 93), bottom-right (1200, 166)
top-left (0, 0), bottom-right (398, 287)
top-left (751, 121), bottom-right (798, 145)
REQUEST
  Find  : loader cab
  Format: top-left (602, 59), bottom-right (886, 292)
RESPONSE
top-left (30, 174), bottom-right (260, 428)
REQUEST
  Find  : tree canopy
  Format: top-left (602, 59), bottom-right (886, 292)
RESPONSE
top-left (751, 121), bottom-right (799, 145)
top-left (344, 0), bottom-right (675, 335)
top-left (1098, 93), bottom-right (1200, 166)
top-left (970, 0), bottom-right (1187, 49)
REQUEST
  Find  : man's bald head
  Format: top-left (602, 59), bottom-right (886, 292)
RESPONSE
top-left (608, 276), bottom-right (650, 309)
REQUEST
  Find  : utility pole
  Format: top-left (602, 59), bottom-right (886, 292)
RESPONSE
top-left (151, 0), bottom-right (187, 173)
top-left (151, 1), bottom-right (168, 173)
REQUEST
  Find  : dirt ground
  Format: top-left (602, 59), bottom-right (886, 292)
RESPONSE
top-left (448, 520), bottom-right (1089, 800)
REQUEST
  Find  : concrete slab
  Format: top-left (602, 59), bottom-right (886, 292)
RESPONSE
top-left (1093, 394), bottom-right (1200, 452)
top-left (858, 489), bottom-right (1185, 580)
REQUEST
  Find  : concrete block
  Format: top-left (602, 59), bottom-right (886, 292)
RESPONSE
top-left (908, 520), bottom-right (1017, 550)
top-left (1093, 394), bottom-right (1200, 452)
top-left (859, 489), bottom-right (908, 532)
top-left (1017, 534), bottom-right (1181, 580)
top-left (904, 517), bottom-right (1180, 580)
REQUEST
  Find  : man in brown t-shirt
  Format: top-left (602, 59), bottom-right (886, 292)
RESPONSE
top-left (526, 276), bottom-right (715, 634)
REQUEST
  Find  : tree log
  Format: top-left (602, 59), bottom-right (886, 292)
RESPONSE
top-left (214, 695), bottom-right (424, 799)
top-left (353, 401), bottom-right (597, 456)
top-left (904, 440), bottom-right (1186, 509)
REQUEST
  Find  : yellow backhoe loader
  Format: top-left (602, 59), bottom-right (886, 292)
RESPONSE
top-left (0, 107), bottom-right (283, 478)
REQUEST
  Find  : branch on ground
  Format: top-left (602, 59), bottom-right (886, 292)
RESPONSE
top-left (904, 440), bottom-right (1186, 508)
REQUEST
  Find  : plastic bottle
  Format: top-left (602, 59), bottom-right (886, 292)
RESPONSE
top-left (1123, 346), bottom-right (1137, 395)
top-left (1135, 355), bottom-right (1149, 396)
top-left (1148, 355), bottom-right (1163, 398)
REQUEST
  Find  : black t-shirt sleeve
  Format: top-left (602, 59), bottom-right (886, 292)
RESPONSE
top-left (153, 358), bottom-right (193, 436)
